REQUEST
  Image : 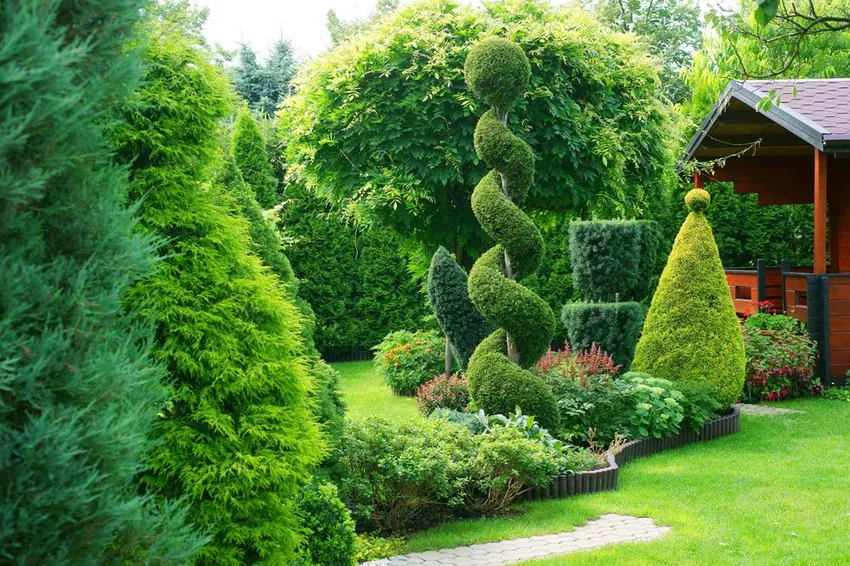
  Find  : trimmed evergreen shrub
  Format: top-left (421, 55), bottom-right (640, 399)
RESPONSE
top-left (428, 247), bottom-right (493, 370)
top-left (631, 189), bottom-right (746, 408)
top-left (115, 12), bottom-right (323, 564)
top-left (0, 2), bottom-right (204, 563)
top-left (464, 38), bottom-right (559, 428)
top-left (295, 481), bottom-right (357, 566)
top-left (569, 220), bottom-right (663, 302)
top-left (233, 105), bottom-right (279, 208)
top-left (561, 301), bottom-right (646, 370)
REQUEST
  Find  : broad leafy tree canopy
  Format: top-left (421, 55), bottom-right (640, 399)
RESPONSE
top-left (281, 0), bottom-right (676, 261)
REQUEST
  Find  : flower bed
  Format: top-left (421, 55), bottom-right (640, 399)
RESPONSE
top-left (520, 405), bottom-right (740, 501)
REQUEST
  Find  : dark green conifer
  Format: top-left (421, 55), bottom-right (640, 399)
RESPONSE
top-left (428, 247), bottom-right (492, 371)
top-left (0, 1), bottom-right (202, 563)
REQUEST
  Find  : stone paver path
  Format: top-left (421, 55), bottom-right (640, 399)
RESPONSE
top-left (736, 403), bottom-right (802, 416)
top-left (360, 514), bottom-right (670, 566)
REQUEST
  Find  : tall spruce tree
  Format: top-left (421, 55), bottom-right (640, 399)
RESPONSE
top-left (0, 1), bottom-right (203, 563)
top-left (233, 106), bottom-right (280, 208)
top-left (114, 6), bottom-right (324, 564)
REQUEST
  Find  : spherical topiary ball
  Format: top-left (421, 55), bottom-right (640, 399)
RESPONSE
top-left (464, 37), bottom-right (530, 112)
top-left (685, 188), bottom-right (711, 212)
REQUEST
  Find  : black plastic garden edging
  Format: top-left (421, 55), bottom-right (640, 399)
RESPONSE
top-left (520, 405), bottom-right (741, 501)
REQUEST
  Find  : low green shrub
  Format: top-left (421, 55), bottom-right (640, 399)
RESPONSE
top-left (824, 387), bottom-right (850, 402)
top-left (473, 407), bottom-right (600, 474)
top-left (569, 220), bottom-right (663, 302)
top-left (295, 480), bottom-right (356, 566)
top-left (353, 534), bottom-right (406, 563)
top-left (561, 302), bottom-right (646, 370)
top-left (464, 426), bottom-right (559, 515)
top-left (416, 373), bottom-right (470, 414)
top-left (339, 416), bottom-right (562, 532)
top-left (663, 379), bottom-right (722, 432)
top-left (339, 417), bottom-right (471, 531)
top-left (743, 327), bottom-right (820, 402)
top-left (374, 330), bottom-right (445, 395)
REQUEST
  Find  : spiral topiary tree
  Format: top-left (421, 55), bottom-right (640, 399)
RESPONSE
top-left (631, 188), bottom-right (746, 407)
top-left (464, 38), bottom-right (559, 429)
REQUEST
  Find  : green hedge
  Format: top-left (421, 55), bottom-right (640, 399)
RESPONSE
top-left (569, 220), bottom-right (663, 302)
top-left (283, 186), bottom-right (427, 355)
top-left (561, 301), bottom-right (646, 371)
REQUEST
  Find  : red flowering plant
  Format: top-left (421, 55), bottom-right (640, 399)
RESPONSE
top-left (373, 330), bottom-right (445, 395)
top-left (415, 372), bottom-right (470, 414)
top-left (743, 327), bottom-right (821, 402)
top-left (534, 342), bottom-right (622, 389)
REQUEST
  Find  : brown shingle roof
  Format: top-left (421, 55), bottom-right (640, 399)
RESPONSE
top-left (680, 79), bottom-right (850, 167)
top-left (743, 79), bottom-right (850, 136)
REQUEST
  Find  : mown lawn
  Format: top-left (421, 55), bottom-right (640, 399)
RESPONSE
top-left (333, 360), bottom-right (420, 423)
top-left (401, 398), bottom-right (850, 564)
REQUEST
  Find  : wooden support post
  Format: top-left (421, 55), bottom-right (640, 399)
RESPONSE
top-left (694, 172), bottom-right (704, 190)
top-left (815, 148), bottom-right (827, 274)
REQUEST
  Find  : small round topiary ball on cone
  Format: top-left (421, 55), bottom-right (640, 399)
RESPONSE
top-left (631, 188), bottom-right (745, 408)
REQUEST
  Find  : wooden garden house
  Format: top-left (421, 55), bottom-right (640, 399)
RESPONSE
top-left (681, 79), bottom-right (850, 382)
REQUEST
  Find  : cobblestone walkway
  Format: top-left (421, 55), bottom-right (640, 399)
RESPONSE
top-left (360, 514), bottom-right (670, 566)
top-left (736, 403), bottom-right (802, 416)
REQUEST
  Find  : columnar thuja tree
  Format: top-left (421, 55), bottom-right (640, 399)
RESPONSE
top-left (632, 189), bottom-right (746, 407)
top-left (464, 38), bottom-right (559, 429)
top-left (233, 106), bottom-right (279, 208)
top-left (0, 1), bottom-right (203, 563)
top-left (116, 10), bottom-right (323, 564)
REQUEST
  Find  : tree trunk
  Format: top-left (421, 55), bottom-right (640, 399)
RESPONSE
top-left (444, 339), bottom-right (453, 375)
top-left (498, 112), bottom-right (520, 364)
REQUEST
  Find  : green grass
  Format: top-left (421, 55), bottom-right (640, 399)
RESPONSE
top-left (333, 360), bottom-right (420, 423)
top-left (402, 398), bottom-right (850, 564)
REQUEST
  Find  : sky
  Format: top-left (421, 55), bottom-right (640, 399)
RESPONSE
top-left (193, 0), bottom-right (386, 62)
top-left (193, 0), bottom-right (729, 63)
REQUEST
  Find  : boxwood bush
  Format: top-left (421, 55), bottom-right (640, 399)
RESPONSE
top-left (295, 480), bottom-right (356, 566)
top-left (339, 417), bottom-right (561, 532)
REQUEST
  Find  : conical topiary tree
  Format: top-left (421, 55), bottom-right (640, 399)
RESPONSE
top-left (631, 189), bottom-right (745, 407)
top-left (464, 38), bottom-right (559, 428)
top-left (428, 246), bottom-right (493, 372)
